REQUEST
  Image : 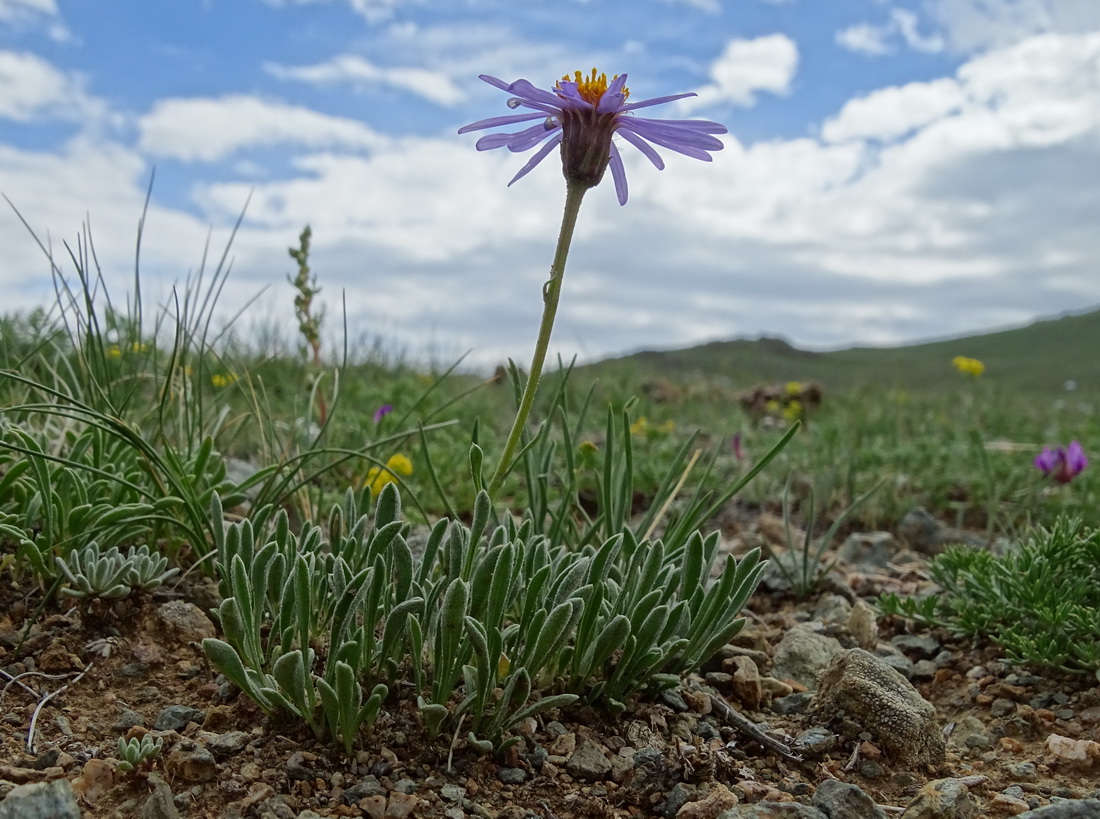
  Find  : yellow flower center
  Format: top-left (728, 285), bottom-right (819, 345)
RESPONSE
top-left (559, 68), bottom-right (629, 105)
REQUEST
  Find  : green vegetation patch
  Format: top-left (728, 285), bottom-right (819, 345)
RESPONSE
top-left (879, 516), bottom-right (1100, 678)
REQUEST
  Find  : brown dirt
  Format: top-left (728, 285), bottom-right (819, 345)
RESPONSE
top-left (2, 534), bottom-right (1099, 819)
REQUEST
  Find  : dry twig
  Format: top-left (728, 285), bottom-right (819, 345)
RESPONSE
top-left (685, 681), bottom-right (802, 761)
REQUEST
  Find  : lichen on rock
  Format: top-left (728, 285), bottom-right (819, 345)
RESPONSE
top-left (810, 648), bottom-right (945, 766)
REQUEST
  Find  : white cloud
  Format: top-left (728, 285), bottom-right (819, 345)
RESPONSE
top-left (682, 34), bottom-right (798, 111)
top-left (955, 32), bottom-right (1100, 145)
top-left (265, 55), bottom-right (465, 106)
top-left (822, 78), bottom-right (966, 143)
top-left (659, 0), bottom-right (720, 13)
top-left (0, 137), bottom-right (233, 319)
top-left (260, 0), bottom-right (415, 24)
top-left (137, 95), bottom-right (386, 162)
top-left (928, 0), bottom-right (1100, 53)
top-left (374, 21), bottom-right (605, 97)
top-left (835, 23), bottom-right (892, 56)
top-left (836, 8), bottom-right (944, 57)
top-left (605, 29), bottom-right (1100, 359)
top-left (893, 9), bottom-right (946, 53)
top-left (0, 0), bottom-right (53, 20)
top-left (0, 0), bottom-right (66, 37)
top-left (3, 24), bottom-right (1100, 367)
top-left (0, 51), bottom-right (97, 121)
top-left (192, 138), bottom-right (561, 262)
top-left (0, 0), bottom-right (71, 41)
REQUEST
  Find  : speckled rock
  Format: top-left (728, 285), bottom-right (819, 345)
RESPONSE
top-left (847, 599), bottom-right (878, 651)
top-left (811, 648), bottom-right (945, 766)
top-left (676, 784), bottom-right (739, 819)
top-left (138, 776), bottom-right (180, 819)
top-left (153, 705), bottom-right (205, 732)
top-left (899, 507), bottom-right (986, 555)
top-left (205, 730), bottom-right (250, 758)
top-left (890, 634), bottom-right (942, 658)
top-left (498, 767), bottom-right (526, 785)
top-left (771, 623), bottom-right (844, 690)
top-left (155, 600), bottom-right (216, 642)
top-left (164, 745), bottom-right (217, 782)
top-left (0, 779), bottom-right (82, 819)
top-left (793, 727), bottom-right (837, 755)
top-left (383, 792), bottom-right (423, 819)
top-left (716, 803), bottom-right (826, 818)
top-left (1015, 800), bottom-right (1100, 818)
top-left (728, 656), bottom-right (763, 710)
top-left (950, 715), bottom-right (994, 752)
top-left (836, 532), bottom-right (898, 570)
top-left (111, 707), bottom-right (146, 732)
top-left (565, 738), bottom-right (611, 781)
top-left (812, 778), bottom-right (886, 819)
top-left (988, 793), bottom-right (1031, 816)
top-left (898, 777), bottom-right (982, 818)
top-left (812, 594), bottom-right (852, 625)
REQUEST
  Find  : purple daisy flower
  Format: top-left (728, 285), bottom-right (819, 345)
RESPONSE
top-left (1034, 440), bottom-right (1088, 484)
top-left (373, 404), bottom-right (394, 423)
top-left (458, 69), bottom-right (727, 205)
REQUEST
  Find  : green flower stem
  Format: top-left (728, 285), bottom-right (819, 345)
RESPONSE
top-left (489, 178), bottom-right (589, 498)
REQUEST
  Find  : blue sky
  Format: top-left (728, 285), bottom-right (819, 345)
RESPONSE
top-left (2, 0), bottom-right (1099, 368)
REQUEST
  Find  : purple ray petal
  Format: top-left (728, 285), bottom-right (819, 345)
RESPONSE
top-left (620, 92), bottom-right (697, 112)
top-left (503, 79), bottom-right (569, 108)
top-left (507, 134), bottom-right (562, 185)
top-left (608, 145), bottom-right (628, 205)
top-left (506, 122), bottom-right (561, 152)
top-left (617, 128), bottom-right (665, 170)
top-left (621, 121), bottom-right (725, 157)
top-left (478, 74), bottom-right (512, 91)
top-left (626, 118), bottom-right (727, 146)
top-left (475, 131), bottom-right (526, 151)
top-left (459, 112), bottom-right (547, 134)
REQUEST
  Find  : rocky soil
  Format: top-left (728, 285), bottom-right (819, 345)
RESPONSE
top-left (2, 506), bottom-right (1100, 819)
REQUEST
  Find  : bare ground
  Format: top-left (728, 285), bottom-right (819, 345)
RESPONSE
top-left (2, 515), bottom-right (1099, 819)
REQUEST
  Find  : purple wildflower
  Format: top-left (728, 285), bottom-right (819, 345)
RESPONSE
top-left (458, 69), bottom-right (727, 205)
top-left (1034, 440), bottom-right (1088, 484)
top-left (373, 404), bottom-right (394, 423)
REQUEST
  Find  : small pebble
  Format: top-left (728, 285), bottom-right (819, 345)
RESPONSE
top-left (440, 784), bottom-right (466, 802)
top-left (153, 705), bottom-right (205, 732)
top-left (497, 767), bottom-right (526, 785)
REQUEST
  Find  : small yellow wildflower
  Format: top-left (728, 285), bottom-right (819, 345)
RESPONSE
top-left (785, 381), bottom-right (803, 396)
top-left (387, 453), bottom-right (413, 476)
top-left (107, 345), bottom-right (122, 358)
top-left (764, 399), bottom-right (781, 415)
top-left (952, 356), bottom-right (984, 377)
top-left (630, 416), bottom-right (675, 438)
top-left (364, 453), bottom-right (414, 496)
top-left (211, 373), bottom-right (239, 388)
top-left (782, 400), bottom-right (803, 422)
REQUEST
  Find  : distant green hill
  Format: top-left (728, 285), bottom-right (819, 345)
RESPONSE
top-left (581, 308), bottom-right (1099, 394)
